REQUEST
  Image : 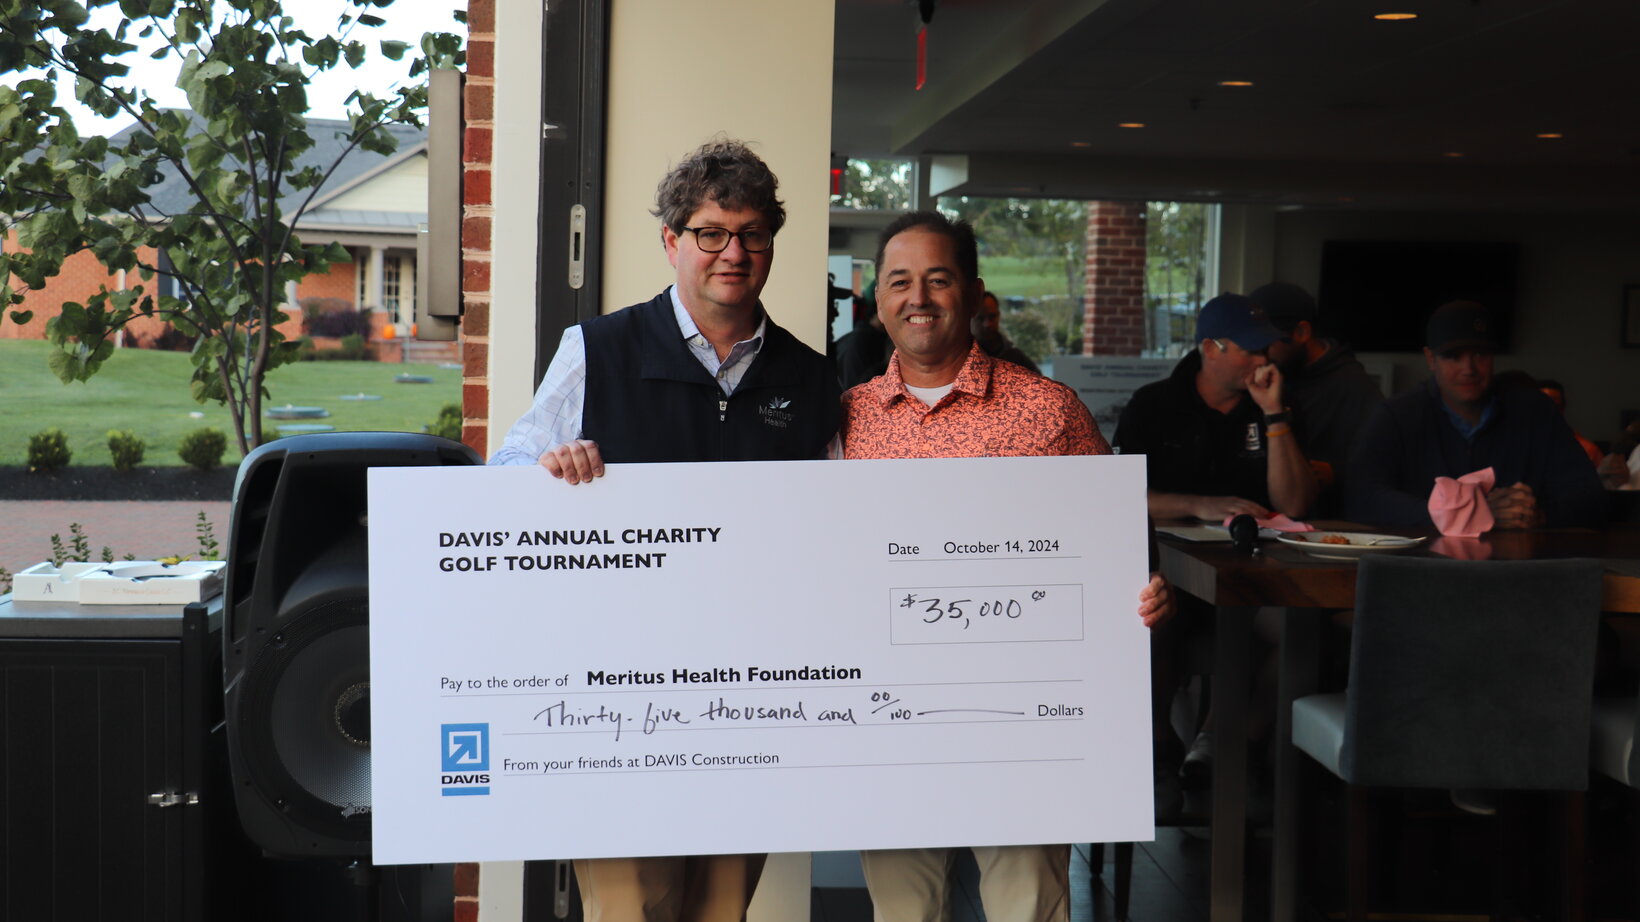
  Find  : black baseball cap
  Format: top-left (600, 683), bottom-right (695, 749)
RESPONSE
top-left (1248, 282), bottom-right (1316, 334)
top-left (1425, 300), bottom-right (1497, 354)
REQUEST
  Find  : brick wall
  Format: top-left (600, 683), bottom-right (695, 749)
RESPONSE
top-left (295, 259), bottom-right (358, 305)
top-left (453, 0), bottom-right (491, 902)
top-left (1081, 201), bottom-right (1147, 356)
top-left (3, 232), bottom-right (375, 348)
top-left (459, 0), bottom-right (495, 459)
top-left (1, 234), bottom-right (124, 340)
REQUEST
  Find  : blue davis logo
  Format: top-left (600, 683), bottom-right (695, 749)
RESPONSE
top-left (440, 723), bottom-right (491, 796)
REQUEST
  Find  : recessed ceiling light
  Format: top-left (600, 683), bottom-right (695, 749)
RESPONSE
top-left (1118, 122), bottom-right (1145, 129)
top-left (1218, 80), bottom-right (1254, 87)
top-left (1442, 151), bottom-right (1464, 158)
top-left (1536, 132), bottom-right (1563, 139)
top-left (1374, 12), bottom-right (1418, 20)
top-left (1070, 141), bottom-right (1093, 148)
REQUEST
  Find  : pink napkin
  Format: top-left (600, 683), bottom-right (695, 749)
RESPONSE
top-left (1429, 467), bottom-right (1495, 537)
top-left (1221, 513), bottom-right (1316, 533)
top-left (1430, 536), bottom-right (1493, 561)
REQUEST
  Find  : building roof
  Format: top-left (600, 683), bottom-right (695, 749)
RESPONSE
top-left (108, 111), bottom-right (427, 235)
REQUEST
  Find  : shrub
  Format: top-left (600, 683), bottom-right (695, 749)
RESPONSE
top-left (427, 403), bottom-right (462, 441)
top-left (27, 427), bottom-right (72, 471)
top-left (178, 427), bottom-right (228, 471)
top-left (308, 308), bottom-right (371, 338)
top-left (149, 324), bottom-right (198, 352)
top-left (301, 332), bottom-right (376, 361)
top-left (196, 510), bottom-right (221, 560)
top-left (107, 429), bottom-right (146, 471)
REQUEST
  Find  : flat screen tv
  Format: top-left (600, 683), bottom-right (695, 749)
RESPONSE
top-left (1316, 240), bottom-right (1518, 353)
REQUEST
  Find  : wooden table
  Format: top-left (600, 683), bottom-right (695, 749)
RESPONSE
top-left (1154, 524), bottom-right (1640, 922)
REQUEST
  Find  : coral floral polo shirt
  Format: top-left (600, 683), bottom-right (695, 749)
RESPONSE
top-left (841, 342), bottom-right (1110, 460)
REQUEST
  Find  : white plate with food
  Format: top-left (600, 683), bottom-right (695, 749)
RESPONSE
top-left (1275, 531), bottom-right (1427, 559)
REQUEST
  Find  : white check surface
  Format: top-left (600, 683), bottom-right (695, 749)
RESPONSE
top-left (368, 456), bottom-right (1153, 864)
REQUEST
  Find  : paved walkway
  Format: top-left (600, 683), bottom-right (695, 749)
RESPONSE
top-left (1, 500), bottom-right (232, 578)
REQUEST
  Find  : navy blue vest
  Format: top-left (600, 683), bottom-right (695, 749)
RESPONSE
top-left (580, 292), bottom-right (840, 463)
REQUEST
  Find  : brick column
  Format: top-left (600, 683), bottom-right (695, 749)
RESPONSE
top-left (453, 4), bottom-right (489, 908)
top-left (454, 862), bottom-right (479, 922)
top-left (460, 0), bottom-right (495, 457)
top-left (1080, 201), bottom-right (1147, 356)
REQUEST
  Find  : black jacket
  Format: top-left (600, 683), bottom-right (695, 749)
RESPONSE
top-left (1113, 350), bottom-right (1273, 508)
top-left (581, 292), bottom-right (840, 463)
top-left (1346, 379), bottom-right (1606, 527)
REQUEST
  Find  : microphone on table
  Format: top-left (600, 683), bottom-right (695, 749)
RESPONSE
top-left (1228, 514), bottom-right (1260, 556)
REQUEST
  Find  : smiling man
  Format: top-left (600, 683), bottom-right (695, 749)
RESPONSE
top-left (490, 139), bottom-right (839, 476)
top-left (1347, 300), bottom-right (1604, 529)
top-left (489, 139), bottom-right (839, 921)
top-left (841, 211), bottom-right (1172, 922)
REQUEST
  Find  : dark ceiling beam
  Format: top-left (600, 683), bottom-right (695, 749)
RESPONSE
top-left (888, 0), bottom-right (1143, 154)
top-left (934, 151), bottom-right (1640, 214)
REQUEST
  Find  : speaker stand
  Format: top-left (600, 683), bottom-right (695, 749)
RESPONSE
top-left (347, 860), bottom-right (381, 921)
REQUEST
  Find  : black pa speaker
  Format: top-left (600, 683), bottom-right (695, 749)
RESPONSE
top-left (223, 431), bottom-right (481, 857)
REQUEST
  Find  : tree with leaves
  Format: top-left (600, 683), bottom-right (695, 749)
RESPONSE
top-left (0, 0), bottom-right (462, 454)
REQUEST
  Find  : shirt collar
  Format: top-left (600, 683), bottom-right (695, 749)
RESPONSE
top-left (866, 340), bottom-right (994, 409)
top-left (668, 284), bottom-right (767, 350)
top-left (1441, 396), bottom-right (1497, 441)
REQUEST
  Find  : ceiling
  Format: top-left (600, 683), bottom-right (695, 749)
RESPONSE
top-left (831, 0), bottom-right (1640, 211)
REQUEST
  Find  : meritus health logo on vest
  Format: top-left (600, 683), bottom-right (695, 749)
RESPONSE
top-left (759, 396), bottom-right (794, 429)
top-left (441, 723), bottom-right (491, 796)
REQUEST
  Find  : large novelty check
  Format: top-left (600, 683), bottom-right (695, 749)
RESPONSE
top-left (368, 455), bottom-right (1153, 864)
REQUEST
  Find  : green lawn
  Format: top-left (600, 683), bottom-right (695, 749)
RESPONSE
top-left (0, 340), bottom-right (461, 467)
top-left (975, 255), bottom-right (1078, 300)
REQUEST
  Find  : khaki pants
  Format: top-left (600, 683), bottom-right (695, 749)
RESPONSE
top-left (859, 845), bottom-right (1070, 922)
top-left (572, 854), bottom-right (766, 922)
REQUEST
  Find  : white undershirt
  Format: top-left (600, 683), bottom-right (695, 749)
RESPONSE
top-left (905, 383), bottom-right (955, 407)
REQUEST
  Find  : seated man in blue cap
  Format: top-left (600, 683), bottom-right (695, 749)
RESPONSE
top-left (1115, 293), bottom-right (1318, 524)
top-left (1114, 293), bottom-right (1319, 809)
top-left (1347, 300), bottom-right (1605, 530)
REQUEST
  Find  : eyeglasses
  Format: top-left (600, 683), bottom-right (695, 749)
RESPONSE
top-left (681, 226), bottom-right (774, 253)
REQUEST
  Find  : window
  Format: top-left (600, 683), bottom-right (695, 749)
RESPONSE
top-left (835, 159), bottom-right (914, 211)
top-left (935, 196), bottom-right (1088, 363)
top-left (381, 254), bottom-right (416, 324)
top-left (1144, 202), bottom-right (1219, 357)
top-left (382, 256), bottom-right (401, 315)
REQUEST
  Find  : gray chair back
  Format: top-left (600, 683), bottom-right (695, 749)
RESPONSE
top-left (1339, 555), bottom-right (1604, 790)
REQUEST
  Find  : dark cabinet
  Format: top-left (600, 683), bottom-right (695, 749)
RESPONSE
top-left (0, 599), bottom-right (217, 922)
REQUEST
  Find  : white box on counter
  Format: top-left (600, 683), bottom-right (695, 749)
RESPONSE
top-left (75, 561), bottom-right (226, 605)
top-left (12, 562), bottom-right (109, 602)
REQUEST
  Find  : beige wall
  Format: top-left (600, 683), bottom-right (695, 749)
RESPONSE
top-left (602, 0), bottom-right (836, 346)
top-left (486, 0), bottom-right (837, 459)
top-left (325, 153), bottom-right (428, 213)
top-left (484, 0), bottom-right (546, 457)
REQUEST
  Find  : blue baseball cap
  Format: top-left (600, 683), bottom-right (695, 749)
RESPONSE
top-left (1197, 293), bottom-right (1280, 352)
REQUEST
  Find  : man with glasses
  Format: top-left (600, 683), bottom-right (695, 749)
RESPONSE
top-left (490, 139), bottom-right (839, 920)
top-left (1112, 294), bottom-right (1318, 808)
top-left (1114, 293), bottom-right (1318, 523)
